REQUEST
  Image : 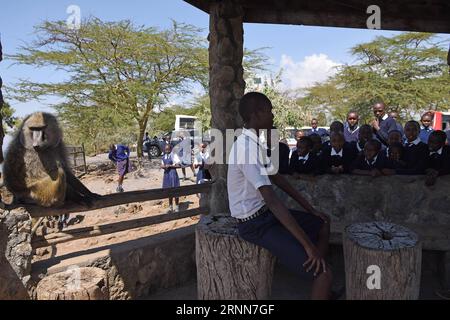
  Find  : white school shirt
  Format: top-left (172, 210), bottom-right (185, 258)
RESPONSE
top-left (194, 151), bottom-right (210, 165)
top-left (227, 128), bottom-right (272, 219)
top-left (331, 148), bottom-right (343, 157)
top-left (161, 153), bottom-right (181, 166)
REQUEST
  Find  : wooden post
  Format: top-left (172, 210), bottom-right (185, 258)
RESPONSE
top-left (343, 222), bottom-right (422, 300)
top-left (196, 214), bottom-right (276, 300)
top-left (36, 267), bottom-right (109, 300)
top-left (82, 143), bottom-right (87, 174)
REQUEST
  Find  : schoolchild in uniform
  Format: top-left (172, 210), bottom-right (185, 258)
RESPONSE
top-left (194, 142), bottom-right (212, 184)
top-left (320, 132), bottom-right (356, 174)
top-left (322, 121), bottom-right (345, 148)
top-left (229, 92), bottom-right (335, 300)
top-left (419, 112), bottom-right (434, 144)
top-left (396, 121), bottom-right (428, 175)
top-left (309, 134), bottom-right (323, 157)
top-left (344, 111), bottom-right (360, 143)
top-left (289, 137), bottom-right (320, 175)
top-left (350, 124), bottom-right (373, 156)
top-left (384, 130), bottom-right (403, 157)
top-left (385, 142), bottom-right (407, 172)
top-left (425, 130), bottom-right (450, 186)
top-left (161, 144), bottom-right (181, 212)
top-left (350, 139), bottom-right (389, 177)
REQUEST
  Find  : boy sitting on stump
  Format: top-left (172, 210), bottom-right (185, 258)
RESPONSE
top-left (227, 92), bottom-right (335, 300)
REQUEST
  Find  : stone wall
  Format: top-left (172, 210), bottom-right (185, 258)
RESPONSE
top-left (0, 208), bottom-right (33, 299)
top-left (30, 225), bottom-right (196, 300)
top-left (274, 175), bottom-right (450, 250)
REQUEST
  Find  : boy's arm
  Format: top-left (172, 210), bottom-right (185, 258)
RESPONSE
top-left (269, 173), bottom-right (329, 223)
top-left (258, 185), bottom-right (327, 275)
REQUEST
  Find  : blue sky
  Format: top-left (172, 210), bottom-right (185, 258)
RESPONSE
top-left (1, 0), bottom-right (445, 120)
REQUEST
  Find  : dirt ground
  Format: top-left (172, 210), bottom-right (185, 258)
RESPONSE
top-left (32, 153), bottom-right (201, 262)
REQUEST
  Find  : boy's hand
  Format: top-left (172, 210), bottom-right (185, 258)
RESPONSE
top-left (371, 119), bottom-right (380, 131)
top-left (370, 169), bottom-right (382, 177)
top-left (304, 245), bottom-right (327, 276)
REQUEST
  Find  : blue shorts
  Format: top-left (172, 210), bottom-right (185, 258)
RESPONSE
top-left (238, 209), bottom-right (324, 280)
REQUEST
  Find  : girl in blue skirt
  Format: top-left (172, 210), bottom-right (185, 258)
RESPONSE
top-left (161, 144), bottom-right (181, 212)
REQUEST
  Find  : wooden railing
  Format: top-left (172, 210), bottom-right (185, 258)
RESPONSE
top-left (19, 181), bottom-right (214, 250)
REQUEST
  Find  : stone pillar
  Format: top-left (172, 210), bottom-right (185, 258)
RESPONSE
top-left (208, 0), bottom-right (245, 215)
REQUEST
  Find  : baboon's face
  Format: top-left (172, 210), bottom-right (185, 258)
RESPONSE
top-left (20, 113), bottom-right (62, 151)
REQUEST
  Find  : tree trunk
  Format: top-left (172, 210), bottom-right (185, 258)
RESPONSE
top-left (36, 267), bottom-right (109, 300)
top-left (196, 214), bottom-right (276, 300)
top-left (208, 0), bottom-right (245, 215)
top-left (343, 222), bottom-right (422, 300)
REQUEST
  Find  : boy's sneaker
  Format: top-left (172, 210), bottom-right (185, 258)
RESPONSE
top-left (174, 205), bottom-right (180, 212)
top-left (116, 186), bottom-right (124, 193)
top-left (166, 205), bottom-right (173, 213)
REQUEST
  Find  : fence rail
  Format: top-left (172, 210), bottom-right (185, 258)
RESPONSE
top-left (13, 181), bottom-right (213, 218)
top-left (32, 207), bottom-right (208, 249)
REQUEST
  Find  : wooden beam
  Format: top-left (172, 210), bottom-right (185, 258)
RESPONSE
top-left (5, 181), bottom-right (213, 218)
top-left (32, 207), bottom-right (207, 249)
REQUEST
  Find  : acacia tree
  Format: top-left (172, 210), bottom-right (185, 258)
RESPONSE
top-left (9, 18), bottom-right (208, 156)
top-left (301, 32), bottom-right (450, 122)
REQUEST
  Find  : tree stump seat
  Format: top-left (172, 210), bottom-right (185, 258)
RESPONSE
top-left (196, 214), bottom-right (276, 300)
top-left (343, 222), bottom-right (422, 300)
top-left (36, 267), bottom-right (109, 300)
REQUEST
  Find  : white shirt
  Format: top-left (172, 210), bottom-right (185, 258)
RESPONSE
top-left (298, 153), bottom-right (310, 162)
top-left (227, 128), bottom-right (272, 219)
top-left (194, 151), bottom-right (210, 165)
top-left (366, 155), bottom-right (378, 166)
top-left (331, 148), bottom-right (343, 157)
top-left (406, 137), bottom-right (421, 147)
top-left (430, 148), bottom-right (443, 156)
top-left (382, 114), bottom-right (389, 121)
top-left (161, 152), bottom-right (181, 166)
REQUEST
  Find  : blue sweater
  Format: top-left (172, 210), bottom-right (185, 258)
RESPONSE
top-left (375, 116), bottom-right (398, 145)
top-left (109, 145), bottom-right (130, 162)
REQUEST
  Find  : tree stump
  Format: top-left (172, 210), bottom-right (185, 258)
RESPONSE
top-left (196, 214), bottom-right (276, 300)
top-left (36, 267), bottom-right (109, 300)
top-left (343, 222), bottom-right (422, 300)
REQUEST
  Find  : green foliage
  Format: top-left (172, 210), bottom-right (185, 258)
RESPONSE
top-left (302, 32), bottom-right (450, 123)
top-left (8, 18), bottom-right (208, 155)
top-left (1, 101), bottom-right (18, 133)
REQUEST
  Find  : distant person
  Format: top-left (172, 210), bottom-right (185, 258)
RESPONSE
top-left (344, 111), bottom-right (360, 143)
top-left (396, 121), bottom-right (428, 175)
top-left (384, 130), bottom-right (403, 157)
top-left (371, 102), bottom-right (398, 146)
top-left (295, 130), bottom-right (305, 141)
top-left (350, 124), bottom-right (373, 156)
top-left (308, 118), bottom-right (328, 140)
top-left (350, 139), bottom-right (389, 177)
top-left (108, 144), bottom-right (132, 193)
top-left (194, 142), bottom-right (211, 185)
top-left (389, 111), bottom-right (404, 136)
top-left (309, 134), bottom-right (323, 157)
top-left (289, 137), bottom-right (320, 175)
top-left (161, 144), bottom-right (181, 212)
top-left (278, 139), bottom-right (292, 175)
top-left (386, 142), bottom-right (407, 172)
top-left (446, 128), bottom-right (450, 145)
top-left (319, 132), bottom-right (356, 174)
top-left (425, 130), bottom-right (450, 186)
top-left (178, 132), bottom-right (196, 181)
top-left (323, 121), bottom-right (345, 148)
top-left (419, 112), bottom-right (434, 144)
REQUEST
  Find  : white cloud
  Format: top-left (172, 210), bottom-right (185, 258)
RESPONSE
top-left (280, 53), bottom-right (340, 90)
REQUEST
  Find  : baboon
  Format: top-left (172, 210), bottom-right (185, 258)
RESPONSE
top-left (3, 112), bottom-right (100, 207)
